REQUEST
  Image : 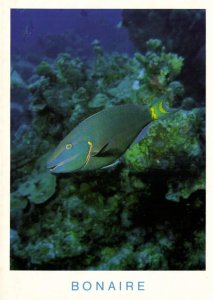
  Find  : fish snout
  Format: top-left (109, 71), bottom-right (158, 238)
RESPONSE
top-left (46, 157), bottom-right (59, 173)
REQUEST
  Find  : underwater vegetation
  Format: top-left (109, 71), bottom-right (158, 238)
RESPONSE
top-left (11, 38), bottom-right (205, 270)
top-left (122, 9), bottom-right (205, 103)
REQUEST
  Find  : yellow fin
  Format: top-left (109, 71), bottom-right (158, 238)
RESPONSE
top-left (150, 106), bottom-right (158, 120)
top-left (159, 101), bottom-right (169, 114)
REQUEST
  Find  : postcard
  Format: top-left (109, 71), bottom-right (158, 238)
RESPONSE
top-left (0, 1), bottom-right (212, 300)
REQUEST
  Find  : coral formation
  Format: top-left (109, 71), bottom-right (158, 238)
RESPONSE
top-left (122, 10), bottom-right (205, 102)
top-left (125, 109), bottom-right (205, 172)
top-left (10, 39), bottom-right (205, 270)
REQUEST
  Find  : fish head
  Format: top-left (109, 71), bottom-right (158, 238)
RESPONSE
top-left (47, 133), bottom-right (92, 174)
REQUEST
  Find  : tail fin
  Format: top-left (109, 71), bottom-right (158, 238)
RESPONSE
top-left (149, 99), bottom-right (179, 120)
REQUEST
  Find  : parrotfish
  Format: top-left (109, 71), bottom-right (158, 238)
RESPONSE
top-left (47, 100), bottom-right (176, 173)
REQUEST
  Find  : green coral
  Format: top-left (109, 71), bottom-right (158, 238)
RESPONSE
top-left (135, 40), bottom-right (184, 94)
top-left (184, 230), bottom-right (205, 269)
top-left (125, 108), bottom-right (204, 173)
top-left (16, 171), bottom-right (56, 204)
top-left (36, 61), bottom-right (56, 79)
top-left (12, 154), bottom-right (56, 206)
top-left (146, 39), bottom-right (163, 52)
top-left (93, 245), bottom-right (134, 270)
top-left (55, 53), bottom-right (85, 87)
top-left (167, 53), bottom-right (184, 75)
top-left (88, 93), bottom-right (110, 108)
top-left (11, 192), bottom-right (28, 210)
top-left (166, 171), bottom-right (205, 202)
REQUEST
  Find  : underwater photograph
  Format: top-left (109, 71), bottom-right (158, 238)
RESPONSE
top-left (10, 9), bottom-right (205, 270)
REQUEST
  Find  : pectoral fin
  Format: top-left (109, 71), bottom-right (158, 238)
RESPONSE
top-left (92, 141), bottom-right (120, 157)
top-left (92, 142), bottom-right (109, 157)
top-left (101, 159), bottom-right (120, 169)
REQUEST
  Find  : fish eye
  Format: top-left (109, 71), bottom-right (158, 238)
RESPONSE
top-left (66, 143), bottom-right (73, 150)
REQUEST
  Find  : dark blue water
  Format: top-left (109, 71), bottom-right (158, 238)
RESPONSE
top-left (11, 9), bottom-right (134, 60)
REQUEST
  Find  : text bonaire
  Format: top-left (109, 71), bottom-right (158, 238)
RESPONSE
top-left (71, 280), bottom-right (145, 292)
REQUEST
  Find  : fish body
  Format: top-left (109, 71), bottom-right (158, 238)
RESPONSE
top-left (47, 101), bottom-right (174, 173)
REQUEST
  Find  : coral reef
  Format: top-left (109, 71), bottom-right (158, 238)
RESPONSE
top-left (10, 39), bottom-right (205, 270)
top-left (125, 108), bottom-right (205, 186)
top-left (122, 9), bottom-right (205, 102)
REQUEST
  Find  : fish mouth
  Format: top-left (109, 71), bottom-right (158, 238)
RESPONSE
top-left (47, 163), bottom-right (59, 173)
top-left (47, 158), bottom-right (86, 174)
top-left (46, 159), bottom-right (59, 172)
top-left (46, 160), bottom-right (60, 173)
